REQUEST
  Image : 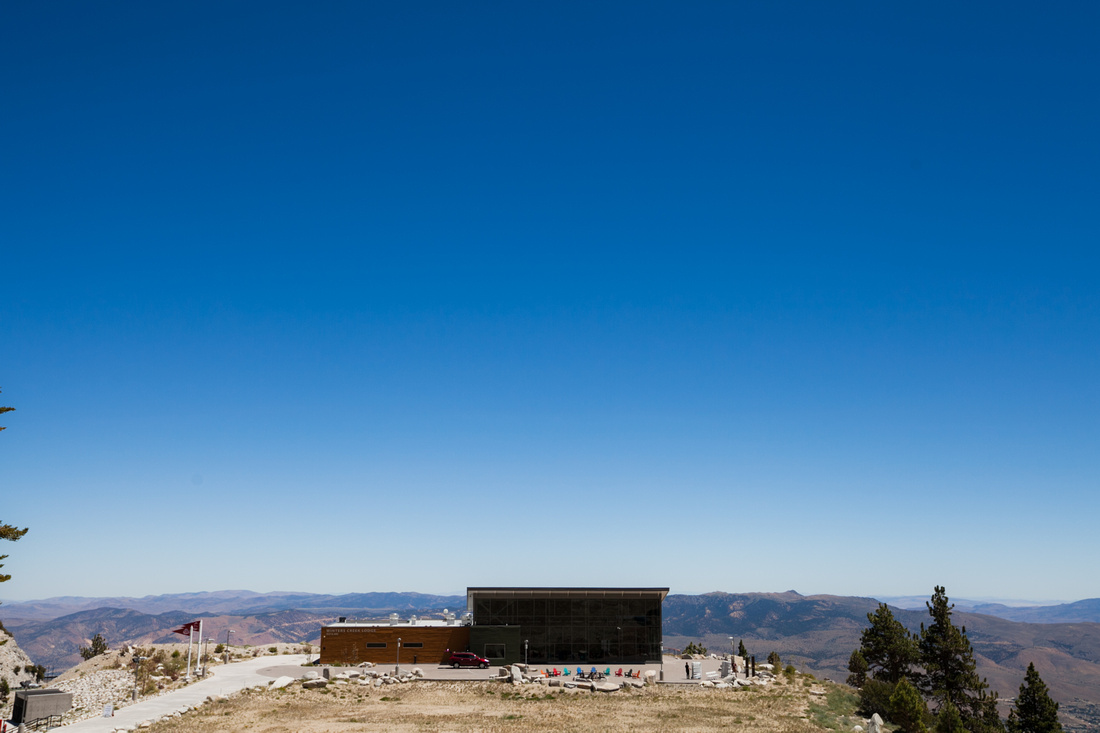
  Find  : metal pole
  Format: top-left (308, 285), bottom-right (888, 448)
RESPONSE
top-left (185, 626), bottom-right (193, 680)
top-left (396, 638), bottom-right (401, 676)
top-left (225, 630), bottom-right (234, 665)
top-left (617, 627), bottom-right (621, 665)
top-left (196, 621), bottom-right (203, 676)
top-left (524, 639), bottom-right (529, 667)
top-left (132, 656), bottom-right (144, 701)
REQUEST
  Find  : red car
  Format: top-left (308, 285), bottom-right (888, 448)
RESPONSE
top-left (444, 651), bottom-right (490, 669)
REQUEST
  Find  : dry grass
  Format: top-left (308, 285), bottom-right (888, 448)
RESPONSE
top-left (147, 676), bottom-right (857, 732)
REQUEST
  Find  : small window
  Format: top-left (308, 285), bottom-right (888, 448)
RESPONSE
top-left (366, 642), bottom-right (387, 649)
top-left (403, 642), bottom-right (423, 648)
top-left (484, 643), bottom-right (506, 659)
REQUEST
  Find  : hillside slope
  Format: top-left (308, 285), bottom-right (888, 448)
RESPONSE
top-left (7, 607), bottom-right (337, 672)
top-left (662, 591), bottom-right (1100, 730)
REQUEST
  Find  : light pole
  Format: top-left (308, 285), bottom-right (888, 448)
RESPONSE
top-left (225, 630), bottom-right (235, 666)
top-left (729, 637), bottom-right (736, 675)
top-left (202, 637), bottom-right (211, 676)
top-left (524, 639), bottom-right (529, 668)
top-left (617, 627), bottom-right (622, 665)
top-left (132, 655), bottom-right (145, 701)
top-left (396, 638), bottom-right (402, 675)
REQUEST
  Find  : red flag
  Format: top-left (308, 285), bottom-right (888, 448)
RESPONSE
top-left (171, 621), bottom-right (200, 636)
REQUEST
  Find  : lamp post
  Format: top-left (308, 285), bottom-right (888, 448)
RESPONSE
top-left (202, 636), bottom-right (211, 676)
top-left (396, 637), bottom-right (402, 676)
top-left (729, 637), bottom-right (736, 675)
top-left (617, 627), bottom-right (622, 665)
top-left (225, 630), bottom-right (235, 666)
top-left (524, 639), bottom-right (529, 668)
top-left (132, 655), bottom-right (145, 701)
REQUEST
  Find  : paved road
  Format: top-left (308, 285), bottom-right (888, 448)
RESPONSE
top-left (61, 655), bottom-right (308, 732)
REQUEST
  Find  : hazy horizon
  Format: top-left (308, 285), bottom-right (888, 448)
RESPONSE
top-left (0, 588), bottom-right (1085, 609)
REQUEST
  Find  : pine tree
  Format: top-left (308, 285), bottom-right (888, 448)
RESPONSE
top-left (890, 678), bottom-right (929, 733)
top-left (860, 603), bottom-right (919, 684)
top-left (738, 639), bottom-right (748, 659)
top-left (1, 390), bottom-right (29, 590)
top-left (1007, 663), bottom-right (1062, 733)
top-left (918, 586), bottom-right (999, 729)
top-left (935, 701), bottom-right (967, 733)
top-left (767, 651), bottom-right (781, 668)
top-left (847, 649), bottom-right (869, 688)
top-left (80, 633), bottom-right (110, 660)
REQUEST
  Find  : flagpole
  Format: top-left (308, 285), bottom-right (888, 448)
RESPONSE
top-left (186, 625), bottom-right (193, 680)
top-left (196, 620), bottom-right (204, 676)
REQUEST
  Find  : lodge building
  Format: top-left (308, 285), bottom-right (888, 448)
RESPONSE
top-left (319, 587), bottom-right (668, 666)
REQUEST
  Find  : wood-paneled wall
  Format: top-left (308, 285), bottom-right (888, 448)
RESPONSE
top-left (319, 626), bottom-right (472, 666)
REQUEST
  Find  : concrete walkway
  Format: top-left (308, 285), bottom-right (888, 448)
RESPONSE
top-left (61, 655), bottom-right (308, 732)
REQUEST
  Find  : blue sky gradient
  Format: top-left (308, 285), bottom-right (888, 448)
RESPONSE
top-left (2, 1), bottom-right (1098, 601)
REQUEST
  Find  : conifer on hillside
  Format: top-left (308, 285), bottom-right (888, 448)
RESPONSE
top-left (918, 586), bottom-right (1000, 731)
top-left (861, 603), bottom-right (919, 684)
top-left (1007, 663), bottom-right (1063, 733)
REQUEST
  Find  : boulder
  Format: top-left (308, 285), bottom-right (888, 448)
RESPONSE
top-left (412, 667), bottom-right (424, 678)
top-left (302, 679), bottom-right (328, 689)
top-left (510, 665), bottom-right (524, 681)
top-left (270, 676), bottom-right (296, 689)
top-left (373, 679), bottom-right (383, 688)
top-left (347, 671), bottom-right (362, 679)
top-left (869, 713), bottom-right (884, 733)
top-left (714, 682), bottom-right (730, 689)
top-left (303, 670), bottom-right (320, 680)
top-left (595, 682), bottom-right (620, 693)
top-left (644, 670), bottom-right (658, 685)
top-left (548, 678), bottom-right (561, 688)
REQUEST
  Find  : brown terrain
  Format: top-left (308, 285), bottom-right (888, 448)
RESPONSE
top-left (144, 674), bottom-right (858, 733)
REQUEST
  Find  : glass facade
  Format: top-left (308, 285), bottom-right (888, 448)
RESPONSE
top-left (469, 589), bottom-right (665, 664)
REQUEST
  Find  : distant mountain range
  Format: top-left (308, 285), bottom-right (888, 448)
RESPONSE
top-left (0, 590), bottom-right (467, 620)
top-left (3, 589), bottom-right (1098, 730)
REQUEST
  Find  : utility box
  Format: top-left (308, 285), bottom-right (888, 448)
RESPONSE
top-left (12, 689), bottom-right (73, 726)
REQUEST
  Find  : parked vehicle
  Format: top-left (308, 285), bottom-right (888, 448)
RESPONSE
top-left (444, 651), bottom-right (490, 669)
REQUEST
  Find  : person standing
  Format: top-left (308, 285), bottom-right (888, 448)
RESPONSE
top-left (685, 661), bottom-right (690, 679)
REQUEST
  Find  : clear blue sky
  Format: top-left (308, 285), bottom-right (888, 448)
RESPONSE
top-left (2, 1), bottom-right (1098, 603)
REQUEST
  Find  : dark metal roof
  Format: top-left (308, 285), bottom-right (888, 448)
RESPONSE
top-left (467, 587), bottom-right (669, 604)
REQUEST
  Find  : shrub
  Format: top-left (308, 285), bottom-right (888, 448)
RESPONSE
top-left (269, 647), bottom-right (278, 654)
top-left (889, 678), bottom-right (929, 733)
top-left (858, 678), bottom-right (897, 719)
top-left (80, 633), bottom-right (109, 661)
top-left (214, 643), bottom-right (225, 654)
top-left (0, 677), bottom-right (9, 705)
top-left (767, 651), bottom-right (781, 668)
top-left (683, 642), bottom-right (708, 656)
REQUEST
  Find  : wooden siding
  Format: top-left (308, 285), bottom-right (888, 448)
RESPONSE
top-left (319, 626), bottom-right (472, 666)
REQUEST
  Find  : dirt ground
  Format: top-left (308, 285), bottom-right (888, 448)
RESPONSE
top-left (144, 675), bottom-right (858, 733)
